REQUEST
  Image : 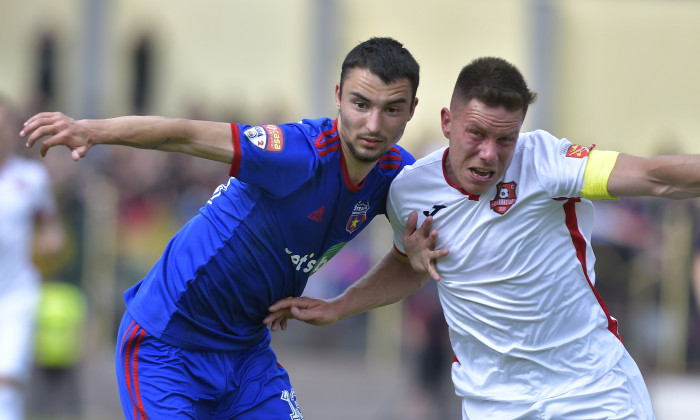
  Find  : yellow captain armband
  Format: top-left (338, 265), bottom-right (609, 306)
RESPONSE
top-left (581, 150), bottom-right (620, 201)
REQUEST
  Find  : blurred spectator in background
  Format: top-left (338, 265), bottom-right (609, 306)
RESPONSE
top-left (30, 280), bottom-right (87, 419)
top-left (0, 96), bottom-right (64, 420)
top-left (401, 281), bottom-right (456, 420)
top-left (691, 225), bottom-right (700, 370)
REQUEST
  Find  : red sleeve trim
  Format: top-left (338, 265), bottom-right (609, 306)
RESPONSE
top-left (393, 243), bottom-right (407, 257)
top-left (229, 123), bottom-right (242, 177)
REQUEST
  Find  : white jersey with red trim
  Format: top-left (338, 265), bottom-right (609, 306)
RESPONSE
top-left (0, 156), bottom-right (56, 292)
top-left (0, 155), bottom-right (56, 381)
top-left (387, 130), bottom-right (626, 403)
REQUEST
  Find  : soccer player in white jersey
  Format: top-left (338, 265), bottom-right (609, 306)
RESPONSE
top-left (0, 97), bottom-right (64, 420)
top-left (267, 56), bottom-right (700, 419)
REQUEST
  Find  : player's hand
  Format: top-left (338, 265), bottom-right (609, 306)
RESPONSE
top-left (403, 211), bottom-right (449, 282)
top-left (21, 112), bottom-right (92, 161)
top-left (265, 297), bottom-right (340, 331)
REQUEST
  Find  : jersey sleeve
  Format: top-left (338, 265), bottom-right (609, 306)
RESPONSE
top-left (386, 173), bottom-right (409, 255)
top-left (228, 121), bottom-right (321, 197)
top-left (526, 130), bottom-right (596, 199)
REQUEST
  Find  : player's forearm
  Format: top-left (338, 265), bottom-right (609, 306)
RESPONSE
top-left (331, 250), bottom-right (428, 320)
top-left (84, 117), bottom-right (234, 163)
top-left (646, 155), bottom-right (700, 199)
top-left (609, 153), bottom-right (700, 199)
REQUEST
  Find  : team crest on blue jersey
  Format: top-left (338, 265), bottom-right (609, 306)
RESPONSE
top-left (346, 201), bottom-right (370, 234)
top-left (244, 125), bottom-right (284, 152)
top-left (490, 182), bottom-right (517, 215)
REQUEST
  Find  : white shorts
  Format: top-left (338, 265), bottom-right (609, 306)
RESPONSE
top-left (0, 284), bottom-right (39, 381)
top-left (461, 350), bottom-right (656, 420)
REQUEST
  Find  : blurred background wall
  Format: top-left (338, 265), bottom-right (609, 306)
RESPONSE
top-left (2, 0), bottom-right (700, 419)
top-left (3, 0), bottom-right (700, 154)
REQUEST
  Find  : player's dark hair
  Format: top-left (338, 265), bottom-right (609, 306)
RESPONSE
top-left (339, 37), bottom-right (420, 107)
top-left (452, 57), bottom-right (537, 117)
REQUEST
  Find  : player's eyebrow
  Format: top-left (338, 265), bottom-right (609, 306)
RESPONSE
top-left (466, 121), bottom-right (520, 138)
top-left (349, 91), bottom-right (409, 106)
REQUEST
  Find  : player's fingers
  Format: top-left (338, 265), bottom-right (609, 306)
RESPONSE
top-left (268, 296), bottom-right (300, 312)
top-left (22, 119), bottom-right (56, 148)
top-left (269, 315), bottom-right (287, 331)
top-left (38, 138), bottom-right (70, 158)
top-left (428, 263), bottom-right (441, 282)
top-left (40, 140), bottom-right (52, 158)
top-left (425, 249), bottom-right (448, 262)
top-left (21, 114), bottom-right (46, 139)
top-left (417, 215), bottom-right (433, 236)
top-left (405, 211), bottom-right (419, 235)
top-left (290, 306), bottom-right (311, 321)
top-left (263, 311), bottom-right (283, 326)
top-left (23, 111), bottom-right (58, 128)
top-left (270, 319), bottom-right (284, 332)
top-left (71, 146), bottom-right (88, 161)
top-left (425, 229), bottom-right (438, 248)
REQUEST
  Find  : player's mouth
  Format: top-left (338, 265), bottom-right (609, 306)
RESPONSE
top-left (359, 136), bottom-right (384, 147)
top-left (470, 168), bottom-right (494, 180)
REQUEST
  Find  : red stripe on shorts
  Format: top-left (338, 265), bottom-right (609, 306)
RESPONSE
top-left (123, 323), bottom-right (149, 419)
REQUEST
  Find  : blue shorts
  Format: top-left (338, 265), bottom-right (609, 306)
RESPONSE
top-left (115, 311), bottom-right (304, 419)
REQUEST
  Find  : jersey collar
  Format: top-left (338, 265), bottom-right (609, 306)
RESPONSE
top-left (442, 148), bottom-right (480, 201)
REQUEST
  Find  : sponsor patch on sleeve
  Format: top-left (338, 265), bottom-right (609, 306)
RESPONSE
top-left (244, 125), bottom-right (284, 152)
top-left (564, 143), bottom-right (594, 159)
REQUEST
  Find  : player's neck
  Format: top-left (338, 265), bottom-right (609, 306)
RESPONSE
top-left (340, 147), bottom-right (374, 188)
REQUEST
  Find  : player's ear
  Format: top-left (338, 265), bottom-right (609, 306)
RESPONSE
top-left (407, 97), bottom-right (419, 121)
top-left (334, 83), bottom-right (342, 110)
top-left (440, 107), bottom-right (451, 139)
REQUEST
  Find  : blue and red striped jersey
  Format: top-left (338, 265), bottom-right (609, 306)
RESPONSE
top-left (124, 117), bottom-right (415, 351)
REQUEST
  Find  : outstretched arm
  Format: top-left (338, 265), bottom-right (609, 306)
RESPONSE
top-left (265, 248), bottom-right (429, 331)
top-left (21, 112), bottom-right (234, 163)
top-left (608, 153), bottom-right (700, 199)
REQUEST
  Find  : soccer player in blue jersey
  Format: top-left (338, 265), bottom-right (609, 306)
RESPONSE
top-left (21, 37), bottom-right (430, 419)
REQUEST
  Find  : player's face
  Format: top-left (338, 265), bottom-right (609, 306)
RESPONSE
top-left (442, 98), bottom-right (523, 196)
top-left (335, 68), bottom-right (417, 164)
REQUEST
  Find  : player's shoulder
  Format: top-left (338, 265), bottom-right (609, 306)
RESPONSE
top-left (375, 144), bottom-right (415, 177)
top-left (518, 129), bottom-right (591, 160)
top-left (294, 117), bottom-right (337, 139)
top-left (390, 147), bottom-right (444, 190)
top-left (517, 129), bottom-right (560, 148)
top-left (240, 117), bottom-right (338, 162)
top-left (398, 147), bottom-right (444, 176)
top-left (243, 117), bottom-right (337, 148)
top-left (284, 117), bottom-right (339, 158)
